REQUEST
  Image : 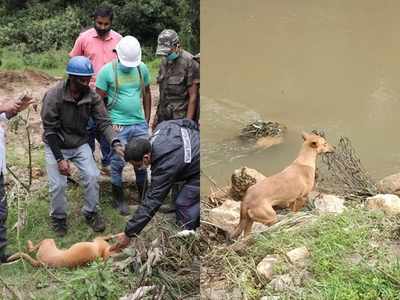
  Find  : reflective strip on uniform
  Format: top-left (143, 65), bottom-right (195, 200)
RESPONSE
top-left (150, 129), bottom-right (160, 145)
top-left (181, 128), bottom-right (191, 163)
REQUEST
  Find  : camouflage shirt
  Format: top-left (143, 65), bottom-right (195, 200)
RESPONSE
top-left (156, 49), bottom-right (200, 122)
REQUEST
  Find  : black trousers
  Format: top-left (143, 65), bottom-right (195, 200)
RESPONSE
top-left (0, 174), bottom-right (7, 253)
top-left (175, 177), bottom-right (200, 230)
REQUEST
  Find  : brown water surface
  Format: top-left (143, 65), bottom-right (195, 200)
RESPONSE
top-left (201, 0), bottom-right (400, 193)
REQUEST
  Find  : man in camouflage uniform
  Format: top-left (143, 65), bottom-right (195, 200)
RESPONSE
top-left (155, 29), bottom-right (200, 125)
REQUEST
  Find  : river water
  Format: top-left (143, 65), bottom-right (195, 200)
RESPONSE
top-left (201, 0), bottom-right (400, 194)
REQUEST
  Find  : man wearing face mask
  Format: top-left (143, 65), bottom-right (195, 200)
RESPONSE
top-left (96, 36), bottom-right (151, 216)
top-left (41, 56), bottom-right (123, 236)
top-left (110, 119), bottom-right (200, 250)
top-left (69, 5), bottom-right (122, 176)
top-left (154, 29), bottom-right (200, 126)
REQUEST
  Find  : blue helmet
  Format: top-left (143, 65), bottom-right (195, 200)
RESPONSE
top-left (66, 56), bottom-right (94, 76)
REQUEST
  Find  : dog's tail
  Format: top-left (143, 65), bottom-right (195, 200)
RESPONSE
top-left (7, 252), bottom-right (44, 267)
top-left (230, 203), bottom-right (249, 239)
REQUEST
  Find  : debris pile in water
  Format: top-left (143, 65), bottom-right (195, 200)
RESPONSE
top-left (239, 120), bottom-right (286, 139)
top-left (316, 136), bottom-right (378, 202)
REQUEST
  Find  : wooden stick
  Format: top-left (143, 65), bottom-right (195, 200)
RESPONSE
top-left (25, 109), bottom-right (32, 188)
top-left (6, 166), bottom-right (29, 192)
top-left (200, 168), bottom-right (229, 195)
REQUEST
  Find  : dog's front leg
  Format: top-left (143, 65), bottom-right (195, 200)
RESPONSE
top-left (27, 240), bottom-right (42, 253)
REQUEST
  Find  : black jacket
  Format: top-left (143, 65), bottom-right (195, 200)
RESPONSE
top-left (41, 80), bottom-right (114, 149)
top-left (125, 119), bottom-right (200, 237)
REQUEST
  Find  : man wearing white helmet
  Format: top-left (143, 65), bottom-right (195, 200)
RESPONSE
top-left (96, 35), bottom-right (152, 216)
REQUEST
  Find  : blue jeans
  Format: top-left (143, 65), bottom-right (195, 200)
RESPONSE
top-left (87, 118), bottom-right (111, 167)
top-left (111, 122), bottom-right (149, 188)
top-left (45, 144), bottom-right (100, 219)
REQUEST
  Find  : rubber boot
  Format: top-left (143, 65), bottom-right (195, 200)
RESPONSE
top-left (51, 217), bottom-right (68, 237)
top-left (111, 184), bottom-right (129, 216)
top-left (84, 212), bottom-right (106, 232)
top-left (136, 183), bottom-right (147, 203)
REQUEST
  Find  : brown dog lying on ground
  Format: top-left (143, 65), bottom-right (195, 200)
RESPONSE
top-left (231, 132), bottom-right (334, 239)
top-left (7, 235), bottom-right (123, 268)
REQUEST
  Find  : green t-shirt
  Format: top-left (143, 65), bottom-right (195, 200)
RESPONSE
top-left (96, 61), bottom-right (150, 125)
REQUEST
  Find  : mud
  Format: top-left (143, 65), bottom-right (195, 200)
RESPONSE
top-left (0, 70), bottom-right (159, 190)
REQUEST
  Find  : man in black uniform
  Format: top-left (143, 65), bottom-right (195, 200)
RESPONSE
top-left (111, 119), bottom-right (200, 249)
top-left (154, 29), bottom-right (200, 213)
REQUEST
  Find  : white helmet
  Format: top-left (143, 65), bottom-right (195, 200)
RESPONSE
top-left (115, 35), bottom-right (142, 67)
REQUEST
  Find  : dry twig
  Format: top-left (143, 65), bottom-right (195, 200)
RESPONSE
top-left (317, 136), bottom-right (378, 201)
top-left (0, 275), bottom-right (22, 300)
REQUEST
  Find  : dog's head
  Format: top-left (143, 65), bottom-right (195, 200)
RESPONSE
top-left (302, 132), bottom-right (334, 154)
top-left (93, 237), bottom-right (113, 259)
top-left (94, 235), bottom-right (123, 259)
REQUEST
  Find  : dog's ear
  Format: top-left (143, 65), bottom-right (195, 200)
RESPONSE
top-left (302, 132), bottom-right (309, 141)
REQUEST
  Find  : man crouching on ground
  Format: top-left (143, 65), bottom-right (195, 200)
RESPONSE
top-left (41, 56), bottom-right (123, 237)
top-left (111, 119), bottom-right (200, 250)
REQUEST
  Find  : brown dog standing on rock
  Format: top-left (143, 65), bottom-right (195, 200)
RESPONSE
top-left (231, 132), bottom-right (334, 238)
top-left (7, 234), bottom-right (123, 267)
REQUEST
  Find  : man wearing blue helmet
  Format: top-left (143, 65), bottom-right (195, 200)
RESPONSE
top-left (40, 56), bottom-right (123, 236)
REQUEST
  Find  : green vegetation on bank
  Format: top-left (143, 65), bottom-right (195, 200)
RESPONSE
top-left (216, 209), bottom-right (400, 299)
top-left (0, 0), bottom-right (199, 55)
top-left (0, 47), bottom-right (161, 83)
top-left (0, 140), bottom-right (199, 299)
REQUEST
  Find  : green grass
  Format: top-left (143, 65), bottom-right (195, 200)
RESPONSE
top-left (0, 182), bottom-right (131, 299)
top-left (0, 130), bottom-right (197, 299)
top-left (214, 209), bottom-right (400, 300)
top-left (0, 47), bottom-right (67, 78)
top-left (146, 57), bottom-right (161, 84)
top-left (0, 47), bottom-right (161, 83)
top-left (0, 180), bottom-right (194, 299)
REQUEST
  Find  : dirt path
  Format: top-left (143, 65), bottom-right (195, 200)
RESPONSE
top-left (0, 70), bottom-right (159, 190)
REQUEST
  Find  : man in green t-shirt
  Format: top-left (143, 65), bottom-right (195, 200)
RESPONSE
top-left (96, 35), bottom-right (151, 215)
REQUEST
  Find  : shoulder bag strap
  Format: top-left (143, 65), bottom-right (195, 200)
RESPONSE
top-left (107, 60), bottom-right (119, 109)
top-left (137, 64), bottom-right (145, 100)
top-left (137, 64), bottom-right (146, 114)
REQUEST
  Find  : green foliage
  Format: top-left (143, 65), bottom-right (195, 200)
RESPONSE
top-left (0, 0), bottom-right (199, 55)
top-left (59, 260), bottom-right (122, 300)
top-left (147, 57), bottom-right (161, 83)
top-left (0, 5), bottom-right (81, 53)
top-left (0, 47), bottom-right (160, 79)
top-left (0, 47), bottom-right (67, 77)
top-left (218, 209), bottom-right (400, 299)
